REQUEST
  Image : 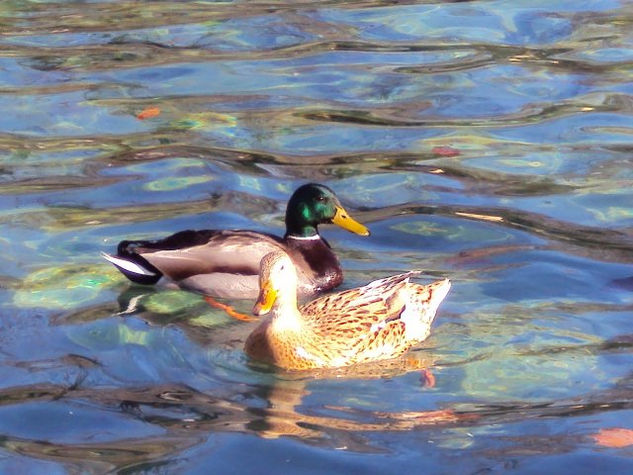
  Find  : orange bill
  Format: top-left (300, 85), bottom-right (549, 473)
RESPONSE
top-left (253, 282), bottom-right (278, 316)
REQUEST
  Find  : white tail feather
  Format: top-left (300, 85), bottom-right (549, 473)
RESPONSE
top-left (100, 252), bottom-right (157, 276)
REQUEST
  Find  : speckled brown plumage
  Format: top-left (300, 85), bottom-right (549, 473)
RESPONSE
top-left (244, 251), bottom-right (451, 371)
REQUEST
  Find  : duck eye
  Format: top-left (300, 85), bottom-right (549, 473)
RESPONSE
top-left (316, 195), bottom-right (325, 202)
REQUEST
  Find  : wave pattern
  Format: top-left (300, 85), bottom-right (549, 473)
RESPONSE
top-left (1, 1), bottom-right (633, 472)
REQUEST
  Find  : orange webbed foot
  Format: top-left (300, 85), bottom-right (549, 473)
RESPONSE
top-left (204, 296), bottom-right (258, 322)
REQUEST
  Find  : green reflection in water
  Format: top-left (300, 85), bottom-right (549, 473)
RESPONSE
top-left (392, 221), bottom-right (510, 244)
top-left (124, 290), bottom-right (238, 327)
top-left (13, 265), bottom-right (121, 309)
top-left (460, 351), bottom-right (600, 401)
top-left (443, 304), bottom-right (604, 401)
top-left (69, 320), bottom-right (154, 351)
top-left (187, 311), bottom-right (230, 329)
top-left (172, 112), bottom-right (237, 131)
top-left (589, 205), bottom-right (633, 223)
top-left (143, 175), bottom-right (214, 191)
top-left (391, 221), bottom-right (443, 237)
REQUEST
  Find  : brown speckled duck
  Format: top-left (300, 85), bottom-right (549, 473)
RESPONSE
top-left (245, 251), bottom-right (451, 370)
top-left (102, 183), bottom-right (369, 299)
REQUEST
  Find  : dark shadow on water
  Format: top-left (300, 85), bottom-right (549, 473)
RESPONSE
top-left (611, 276), bottom-right (633, 291)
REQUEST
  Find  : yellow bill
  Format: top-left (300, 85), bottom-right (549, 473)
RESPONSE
top-left (332, 206), bottom-right (370, 236)
top-left (253, 282), bottom-right (278, 316)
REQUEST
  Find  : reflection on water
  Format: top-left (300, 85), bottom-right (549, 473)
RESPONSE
top-left (1, 0), bottom-right (633, 472)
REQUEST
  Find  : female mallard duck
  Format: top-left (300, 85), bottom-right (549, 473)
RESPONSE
top-left (102, 183), bottom-right (369, 299)
top-left (245, 251), bottom-right (451, 370)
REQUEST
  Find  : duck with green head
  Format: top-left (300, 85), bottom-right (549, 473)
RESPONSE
top-left (102, 183), bottom-right (369, 299)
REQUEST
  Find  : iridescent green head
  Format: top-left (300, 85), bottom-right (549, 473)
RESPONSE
top-left (284, 183), bottom-right (370, 238)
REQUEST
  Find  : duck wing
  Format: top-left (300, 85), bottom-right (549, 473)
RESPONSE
top-left (298, 273), bottom-right (449, 366)
top-left (129, 230), bottom-right (286, 281)
top-left (300, 271), bottom-right (420, 338)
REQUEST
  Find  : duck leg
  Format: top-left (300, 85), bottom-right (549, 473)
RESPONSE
top-left (203, 296), bottom-right (257, 322)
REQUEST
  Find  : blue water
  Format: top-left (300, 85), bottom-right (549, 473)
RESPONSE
top-left (1, 0), bottom-right (633, 472)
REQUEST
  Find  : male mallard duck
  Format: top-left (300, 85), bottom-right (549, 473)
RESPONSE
top-left (245, 251), bottom-right (451, 370)
top-left (102, 183), bottom-right (369, 299)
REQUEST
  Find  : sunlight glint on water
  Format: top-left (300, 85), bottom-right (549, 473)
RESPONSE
top-left (1, 1), bottom-right (632, 472)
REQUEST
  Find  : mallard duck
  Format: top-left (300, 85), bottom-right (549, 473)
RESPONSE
top-left (245, 251), bottom-right (451, 370)
top-left (102, 183), bottom-right (369, 299)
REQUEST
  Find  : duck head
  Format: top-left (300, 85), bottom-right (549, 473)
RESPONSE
top-left (284, 183), bottom-right (370, 238)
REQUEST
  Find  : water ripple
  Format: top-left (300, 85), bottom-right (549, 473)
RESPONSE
top-left (2, 0), bottom-right (633, 472)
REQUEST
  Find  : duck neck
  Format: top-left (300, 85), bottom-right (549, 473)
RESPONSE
top-left (271, 292), bottom-right (303, 332)
top-left (285, 204), bottom-right (319, 238)
top-left (285, 221), bottom-right (319, 239)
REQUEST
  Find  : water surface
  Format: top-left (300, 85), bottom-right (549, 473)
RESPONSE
top-left (1, 0), bottom-right (633, 473)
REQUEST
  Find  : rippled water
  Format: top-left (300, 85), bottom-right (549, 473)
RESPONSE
top-left (2, 0), bottom-right (633, 472)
